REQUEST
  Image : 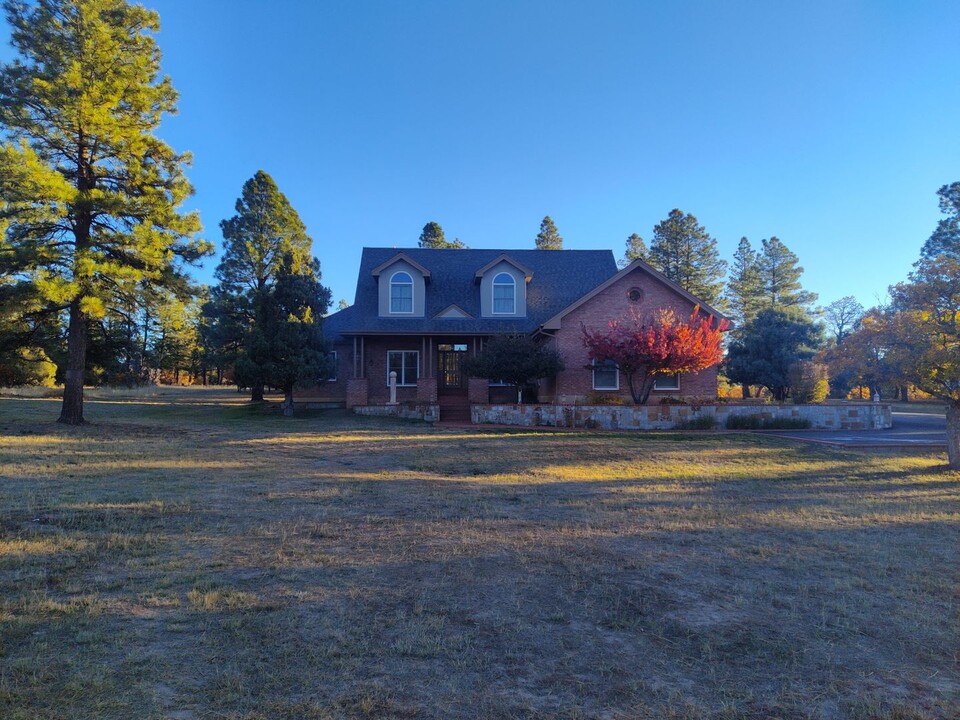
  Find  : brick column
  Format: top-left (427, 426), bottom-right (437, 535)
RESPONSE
top-left (417, 376), bottom-right (438, 403)
top-left (346, 378), bottom-right (369, 408)
top-left (468, 378), bottom-right (489, 405)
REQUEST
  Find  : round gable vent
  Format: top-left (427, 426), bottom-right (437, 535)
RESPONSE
top-left (628, 287), bottom-right (644, 303)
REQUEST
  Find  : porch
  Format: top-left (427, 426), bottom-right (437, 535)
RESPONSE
top-left (342, 334), bottom-right (517, 420)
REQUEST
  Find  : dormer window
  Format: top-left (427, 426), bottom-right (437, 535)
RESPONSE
top-left (390, 271), bottom-right (414, 313)
top-left (492, 272), bottom-right (516, 314)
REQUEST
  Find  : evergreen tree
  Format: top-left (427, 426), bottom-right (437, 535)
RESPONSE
top-left (725, 308), bottom-right (823, 401)
top-left (618, 233), bottom-right (648, 268)
top-left (757, 237), bottom-right (817, 314)
top-left (215, 170), bottom-right (312, 401)
top-left (724, 237), bottom-right (764, 331)
top-left (0, 0), bottom-right (210, 423)
top-left (0, 279), bottom-right (58, 386)
top-left (535, 216), bottom-right (563, 250)
top-left (262, 255), bottom-right (334, 416)
top-left (337, 298), bottom-right (350, 311)
top-left (920, 182), bottom-right (960, 259)
top-left (648, 209), bottom-right (726, 307)
top-left (197, 286), bottom-right (243, 386)
top-left (418, 221), bottom-right (465, 249)
top-left (462, 335), bottom-right (564, 403)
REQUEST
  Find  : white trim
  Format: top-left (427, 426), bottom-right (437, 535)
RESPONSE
top-left (653, 373), bottom-right (681, 391)
top-left (386, 350), bottom-right (419, 387)
top-left (328, 350), bottom-right (338, 382)
top-left (389, 271), bottom-right (414, 314)
top-left (592, 358), bottom-right (619, 391)
top-left (492, 272), bottom-right (516, 315)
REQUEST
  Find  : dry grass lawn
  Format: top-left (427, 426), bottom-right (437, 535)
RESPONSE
top-left (0, 388), bottom-right (957, 719)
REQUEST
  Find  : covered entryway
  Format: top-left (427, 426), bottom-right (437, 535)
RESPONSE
top-left (437, 342), bottom-right (470, 422)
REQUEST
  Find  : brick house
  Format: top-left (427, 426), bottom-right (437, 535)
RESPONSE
top-left (317, 247), bottom-right (726, 419)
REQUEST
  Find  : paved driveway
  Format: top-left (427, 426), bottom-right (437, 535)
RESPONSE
top-left (763, 411), bottom-right (947, 448)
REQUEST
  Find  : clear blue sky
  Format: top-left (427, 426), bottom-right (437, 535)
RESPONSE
top-left (3, 1), bottom-right (959, 310)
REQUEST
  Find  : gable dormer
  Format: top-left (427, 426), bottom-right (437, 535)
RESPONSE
top-left (475, 254), bottom-right (532, 318)
top-left (372, 253), bottom-right (430, 318)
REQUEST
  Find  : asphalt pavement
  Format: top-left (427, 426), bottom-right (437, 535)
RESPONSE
top-left (763, 411), bottom-right (947, 448)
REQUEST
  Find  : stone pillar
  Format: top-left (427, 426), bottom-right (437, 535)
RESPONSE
top-left (388, 371), bottom-right (398, 405)
top-left (468, 378), bottom-right (489, 405)
top-left (346, 377), bottom-right (369, 408)
top-left (417, 376), bottom-right (438, 403)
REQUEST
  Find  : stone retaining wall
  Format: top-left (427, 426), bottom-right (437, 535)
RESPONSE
top-left (471, 402), bottom-right (892, 431)
top-left (354, 402), bottom-right (439, 423)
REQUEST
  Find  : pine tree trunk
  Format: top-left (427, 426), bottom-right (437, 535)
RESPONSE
top-left (251, 384), bottom-right (264, 402)
top-left (58, 301), bottom-right (87, 425)
top-left (741, 383), bottom-right (751, 399)
top-left (946, 404), bottom-right (960, 470)
top-left (282, 389), bottom-right (294, 417)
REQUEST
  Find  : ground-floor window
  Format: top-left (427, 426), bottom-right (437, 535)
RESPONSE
top-left (654, 373), bottom-right (680, 390)
top-left (387, 350), bottom-right (419, 386)
top-left (327, 350), bottom-right (338, 382)
top-left (592, 359), bottom-right (619, 390)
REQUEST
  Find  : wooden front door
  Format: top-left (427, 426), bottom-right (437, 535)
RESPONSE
top-left (438, 343), bottom-right (468, 391)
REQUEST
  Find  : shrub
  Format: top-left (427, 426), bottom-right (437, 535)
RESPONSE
top-left (789, 361), bottom-right (830, 403)
top-left (584, 392), bottom-right (629, 406)
top-left (726, 414), bottom-right (763, 429)
top-left (674, 414), bottom-right (717, 430)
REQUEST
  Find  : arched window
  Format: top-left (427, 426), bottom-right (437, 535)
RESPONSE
top-left (390, 271), bottom-right (414, 313)
top-left (492, 272), bottom-right (515, 314)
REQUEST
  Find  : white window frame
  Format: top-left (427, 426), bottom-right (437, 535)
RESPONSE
top-left (389, 271), bottom-right (414, 314)
top-left (654, 373), bottom-right (681, 391)
top-left (491, 272), bottom-right (516, 315)
top-left (386, 350), bottom-right (419, 387)
top-left (327, 350), bottom-right (338, 382)
top-left (592, 358), bottom-right (619, 391)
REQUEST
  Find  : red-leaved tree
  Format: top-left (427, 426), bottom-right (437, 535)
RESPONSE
top-left (582, 308), bottom-right (728, 404)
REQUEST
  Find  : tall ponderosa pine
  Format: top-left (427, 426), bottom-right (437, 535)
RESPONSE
top-left (618, 233), bottom-right (648, 268)
top-left (215, 170), bottom-right (312, 401)
top-left (757, 237), bottom-right (817, 314)
top-left (920, 182), bottom-right (960, 259)
top-left (418, 221), bottom-right (466, 249)
top-left (0, 0), bottom-right (209, 423)
top-left (648, 209), bottom-right (726, 307)
top-left (535, 216), bottom-right (563, 250)
top-left (724, 237), bottom-right (764, 331)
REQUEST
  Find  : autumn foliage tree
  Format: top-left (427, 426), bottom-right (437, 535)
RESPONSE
top-left (581, 308), bottom-right (727, 404)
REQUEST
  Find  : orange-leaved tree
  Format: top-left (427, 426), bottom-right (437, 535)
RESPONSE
top-left (582, 308), bottom-right (728, 404)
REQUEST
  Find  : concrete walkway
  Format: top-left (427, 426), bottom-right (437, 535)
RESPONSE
top-left (762, 411), bottom-right (947, 448)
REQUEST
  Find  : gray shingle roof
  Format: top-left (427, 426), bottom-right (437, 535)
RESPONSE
top-left (324, 247), bottom-right (617, 339)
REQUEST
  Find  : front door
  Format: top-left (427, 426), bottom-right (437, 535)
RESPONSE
top-left (438, 343), bottom-right (468, 391)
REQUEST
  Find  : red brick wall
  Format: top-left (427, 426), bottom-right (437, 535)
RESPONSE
top-left (417, 376), bottom-right (438, 402)
top-left (552, 267), bottom-right (720, 404)
top-left (360, 337), bottom-right (424, 404)
top-left (296, 341), bottom-right (353, 402)
top-left (468, 377), bottom-right (489, 404)
top-left (346, 378), bottom-right (368, 408)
